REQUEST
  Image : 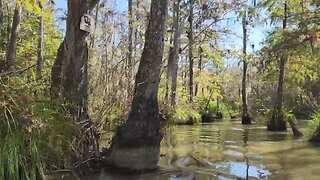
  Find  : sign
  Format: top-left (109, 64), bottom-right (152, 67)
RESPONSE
top-left (80, 14), bottom-right (94, 33)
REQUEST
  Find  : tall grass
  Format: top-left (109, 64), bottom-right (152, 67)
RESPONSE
top-left (0, 132), bottom-right (44, 180)
top-left (0, 79), bottom-right (85, 179)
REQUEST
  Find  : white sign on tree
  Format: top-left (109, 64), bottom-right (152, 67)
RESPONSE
top-left (80, 14), bottom-right (94, 33)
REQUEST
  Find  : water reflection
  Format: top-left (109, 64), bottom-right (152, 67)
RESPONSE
top-left (243, 128), bottom-right (249, 180)
top-left (160, 120), bottom-right (320, 179)
top-left (78, 120), bottom-right (320, 180)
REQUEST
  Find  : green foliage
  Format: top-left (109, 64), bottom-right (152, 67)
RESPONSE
top-left (33, 101), bottom-right (84, 170)
top-left (195, 96), bottom-right (234, 118)
top-left (254, 108), bottom-right (297, 125)
top-left (0, 132), bottom-right (44, 180)
top-left (308, 112), bottom-right (320, 136)
top-left (252, 108), bottom-right (297, 125)
top-left (252, 113), bottom-right (269, 125)
top-left (0, 77), bottom-right (85, 179)
top-left (172, 106), bottom-right (201, 125)
top-left (283, 109), bottom-right (297, 123)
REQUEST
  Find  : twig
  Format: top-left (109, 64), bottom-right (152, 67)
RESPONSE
top-left (0, 64), bottom-right (37, 78)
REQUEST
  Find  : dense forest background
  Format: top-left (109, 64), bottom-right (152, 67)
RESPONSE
top-left (0, 0), bottom-right (320, 179)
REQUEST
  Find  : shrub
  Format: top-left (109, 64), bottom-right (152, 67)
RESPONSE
top-left (0, 79), bottom-right (85, 179)
top-left (253, 108), bottom-right (297, 125)
top-left (195, 96), bottom-right (235, 119)
top-left (308, 112), bottom-right (320, 138)
top-left (0, 132), bottom-right (44, 180)
top-left (172, 107), bottom-right (201, 125)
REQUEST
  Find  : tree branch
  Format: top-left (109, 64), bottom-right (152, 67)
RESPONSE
top-left (0, 64), bottom-right (37, 78)
top-left (89, 0), bottom-right (100, 12)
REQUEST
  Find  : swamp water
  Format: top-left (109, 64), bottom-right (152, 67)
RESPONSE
top-left (56, 120), bottom-right (320, 180)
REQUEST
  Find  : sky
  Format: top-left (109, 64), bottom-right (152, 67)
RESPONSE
top-left (54, 0), bottom-right (127, 32)
top-left (53, 0), bottom-right (271, 65)
top-left (53, 1), bottom-right (66, 32)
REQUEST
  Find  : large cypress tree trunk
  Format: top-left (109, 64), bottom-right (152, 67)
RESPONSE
top-left (268, 57), bottom-right (287, 131)
top-left (50, 0), bottom-right (100, 158)
top-left (241, 12), bottom-right (252, 124)
top-left (5, 4), bottom-right (21, 71)
top-left (62, 0), bottom-right (90, 119)
top-left (107, 0), bottom-right (168, 171)
top-left (51, 0), bottom-right (98, 117)
top-left (268, 2), bottom-right (288, 131)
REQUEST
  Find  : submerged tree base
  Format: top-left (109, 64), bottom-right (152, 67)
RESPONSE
top-left (105, 118), bottom-right (162, 172)
top-left (309, 133), bottom-right (320, 143)
top-left (267, 111), bottom-right (287, 131)
top-left (105, 145), bottom-right (160, 172)
top-left (267, 121), bottom-right (287, 131)
top-left (216, 111), bottom-right (223, 119)
top-left (242, 115), bottom-right (252, 125)
top-left (267, 125), bottom-right (287, 131)
top-left (201, 112), bottom-right (214, 123)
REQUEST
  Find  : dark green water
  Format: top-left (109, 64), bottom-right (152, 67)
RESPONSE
top-left (53, 120), bottom-right (320, 180)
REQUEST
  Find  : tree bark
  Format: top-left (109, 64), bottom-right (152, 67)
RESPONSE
top-left (107, 0), bottom-right (168, 171)
top-left (0, 0), bottom-right (4, 72)
top-left (165, 7), bottom-right (175, 102)
top-left (0, 0), bottom-right (3, 26)
top-left (57, 0), bottom-right (98, 117)
top-left (50, 0), bottom-right (100, 158)
top-left (288, 119), bottom-right (303, 137)
top-left (268, 2), bottom-right (287, 131)
top-left (6, 4), bottom-right (10, 48)
top-left (188, 0), bottom-right (194, 103)
top-left (241, 12), bottom-right (252, 125)
top-left (127, 0), bottom-right (134, 98)
top-left (165, 46), bottom-right (173, 102)
top-left (90, 3), bottom-right (99, 48)
top-left (170, 0), bottom-right (181, 109)
top-left (195, 46), bottom-right (203, 97)
top-left (0, 0), bottom-right (3, 48)
top-left (36, 2), bottom-right (44, 80)
top-left (5, 5), bottom-right (21, 71)
top-left (268, 56), bottom-right (287, 131)
top-left (50, 40), bottom-right (64, 98)
top-left (128, 0), bottom-right (133, 70)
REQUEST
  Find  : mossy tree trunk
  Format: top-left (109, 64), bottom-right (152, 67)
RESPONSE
top-left (50, 0), bottom-right (100, 158)
top-left (36, 2), bottom-right (44, 80)
top-left (268, 2), bottom-right (288, 131)
top-left (241, 11), bottom-right (252, 125)
top-left (188, 0), bottom-right (194, 103)
top-left (5, 4), bottom-right (21, 71)
top-left (107, 0), bottom-right (168, 171)
top-left (268, 56), bottom-right (287, 131)
top-left (0, 0), bottom-right (4, 53)
top-left (195, 47), bottom-right (203, 97)
top-left (127, 0), bottom-right (134, 98)
top-left (309, 126), bottom-right (320, 142)
top-left (167, 0), bottom-right (181, 109)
